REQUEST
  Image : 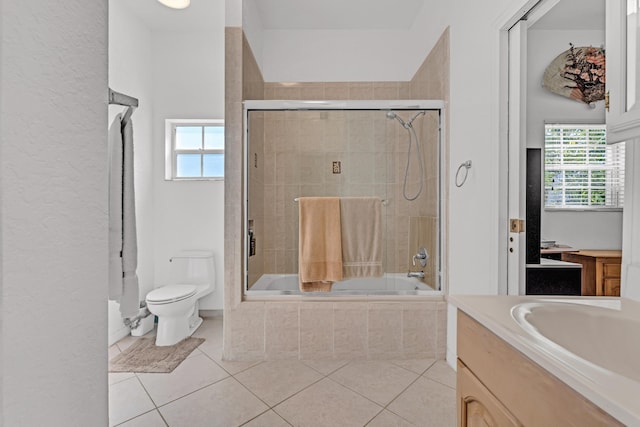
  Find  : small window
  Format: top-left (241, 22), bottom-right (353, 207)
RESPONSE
top-left (544, 124), bottom-right (624, 210)
top-left (165, 119), bottom-right (224, 180)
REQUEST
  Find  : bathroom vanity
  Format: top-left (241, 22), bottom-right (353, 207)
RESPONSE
top-left (451, 295), bottom-right (640, 426)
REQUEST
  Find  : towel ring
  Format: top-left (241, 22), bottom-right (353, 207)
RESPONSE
top-left (455, 161), bottom-right (472, 188)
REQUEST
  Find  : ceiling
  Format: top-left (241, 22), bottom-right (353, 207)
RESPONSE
top-left (117, 0), bottom-right (426, 32)
top-left (117, 0), bottom-right (224, 32)
top-left (117, 0), bottom-right (604, 33)
top-left (250, 0), bottom-right (426, 30)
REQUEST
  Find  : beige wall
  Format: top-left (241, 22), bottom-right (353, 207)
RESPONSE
top-left (224, 27), bottom-right (450, 360)
top-left (247, 109), bottom-right (440, 286)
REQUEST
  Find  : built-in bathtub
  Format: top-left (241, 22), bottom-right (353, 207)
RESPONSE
top-left (248, 273), bottom-right (437, 295)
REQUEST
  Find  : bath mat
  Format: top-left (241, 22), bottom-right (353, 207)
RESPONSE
top-left (109, 337), bottom-right (205, 373)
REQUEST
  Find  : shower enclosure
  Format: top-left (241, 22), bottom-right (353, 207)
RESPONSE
top-left (244, 100), bottom-right (444, 295)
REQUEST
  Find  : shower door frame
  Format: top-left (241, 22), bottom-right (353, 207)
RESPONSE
top-left (242, 99), bottom-right (446, 297)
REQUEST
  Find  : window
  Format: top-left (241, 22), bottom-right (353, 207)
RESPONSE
top-left (165, 119), bottom-right (224, 180)
top-left (544, 124), bottom-right (624, 210)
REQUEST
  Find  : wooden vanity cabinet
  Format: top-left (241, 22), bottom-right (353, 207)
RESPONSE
top-left (457, 360), bottom-right (520, 426)
top-left (561, 250), bottom-right (622, 296)
top-left (457, 311), bottom-right (622, 426)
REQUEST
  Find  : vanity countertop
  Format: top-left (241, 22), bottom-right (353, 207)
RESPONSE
top-left (449, 295), bottom-right (640, 426)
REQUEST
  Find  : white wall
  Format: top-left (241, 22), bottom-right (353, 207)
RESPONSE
top-left (108, 0), bottom-right (155, 344)
top-left (227, 0), bottom-right (243, 27)
top-left (527, 29), bottom-right (622, 250)
top-left (1, 0), bottom-right (108, 424)
top-left (151, 30), bottom-right (225, 310)
top-left (242, 0), bottom-right (264, 67)
top-left (261, 29), bottom-right (431, 82)
top-left (244, 0), bottom-right (436, 83)
top-left (109, 3), bottom-right (226, 317)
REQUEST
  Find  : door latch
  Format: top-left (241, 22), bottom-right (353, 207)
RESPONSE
top-left (509, 219), bottom-right (525, 233)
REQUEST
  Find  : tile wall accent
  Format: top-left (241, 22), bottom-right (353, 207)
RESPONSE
top-left (224, 27), bottom-right (450, 360)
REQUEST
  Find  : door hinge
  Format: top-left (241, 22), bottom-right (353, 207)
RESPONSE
top-left (605, 91), bottom-right (610, 112)
top-left (510, 219), bottom-right (525, 233)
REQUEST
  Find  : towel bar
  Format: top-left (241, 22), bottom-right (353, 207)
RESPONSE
top-left (293, 197), bottom-right (388, 206)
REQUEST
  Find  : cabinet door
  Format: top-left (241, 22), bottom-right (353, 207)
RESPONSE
top-left (604, 278), bottom-right (621, 296)
top-left (457, 361), bottom-right (521, 427)
top-left (607, 0), bottom-right (640, 142)
top-left (598, 260), bottom-right (622, 296)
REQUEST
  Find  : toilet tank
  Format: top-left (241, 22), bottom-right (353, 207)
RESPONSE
top-left (169, 251), bottom-right (215, 290)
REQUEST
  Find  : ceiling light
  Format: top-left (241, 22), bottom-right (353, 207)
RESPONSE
top-left (157, 0), bottom-right (190, 9)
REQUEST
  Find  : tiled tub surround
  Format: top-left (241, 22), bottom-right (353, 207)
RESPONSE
top-left (225, 301), bottom-right (447, 361)
top-left (224, 26), bottom-right (450, 360)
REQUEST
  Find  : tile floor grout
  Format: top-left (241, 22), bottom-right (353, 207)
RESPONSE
top-left (114, 363), bottom-right (455, 426)
top-left (110, 318), bottom-right (456, 427)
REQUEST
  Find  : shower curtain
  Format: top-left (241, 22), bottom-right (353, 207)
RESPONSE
top-left (108, 113), bottom-right (139, 318)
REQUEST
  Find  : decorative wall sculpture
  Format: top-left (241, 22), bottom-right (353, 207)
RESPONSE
top-left (543, 43), bottom-right (606, 106)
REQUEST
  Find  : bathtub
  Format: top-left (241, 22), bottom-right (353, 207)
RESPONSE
top-left (248, 273), bottom-right (437, 295)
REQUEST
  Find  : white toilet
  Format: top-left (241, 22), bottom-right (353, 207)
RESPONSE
top-left (146, 251), bottom-right (215, 346)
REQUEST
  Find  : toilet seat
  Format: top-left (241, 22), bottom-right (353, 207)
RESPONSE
top-left (146, 285), bottom-right (197, 304)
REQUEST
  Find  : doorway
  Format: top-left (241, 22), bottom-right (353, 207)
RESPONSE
top-left (502, 0), bottom-right (620, 295)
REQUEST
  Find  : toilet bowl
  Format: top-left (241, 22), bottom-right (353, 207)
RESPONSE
top-left (146, 251), bottom-right (215, 346)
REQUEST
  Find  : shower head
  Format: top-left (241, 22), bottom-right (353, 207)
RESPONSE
top-left (387, 110), bottom-right (425, 129)
top-left (386, 110), bottom-right (407, 127)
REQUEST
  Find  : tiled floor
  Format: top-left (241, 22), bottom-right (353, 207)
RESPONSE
top-left (109, 317), bottom-right (456, 427)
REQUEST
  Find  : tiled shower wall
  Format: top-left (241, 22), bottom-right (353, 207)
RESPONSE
top-left (247, 109), bottom-right (440, 288)
top-left (224, 26), bottom-right (450, 360)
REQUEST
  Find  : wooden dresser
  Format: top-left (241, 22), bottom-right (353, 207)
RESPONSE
top-left (561, 250), bottom-right (622, 296)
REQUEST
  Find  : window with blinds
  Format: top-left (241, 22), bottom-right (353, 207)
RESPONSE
top-left (544, 124), bottom-right (625, 210)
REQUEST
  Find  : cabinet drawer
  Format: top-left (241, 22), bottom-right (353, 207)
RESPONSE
top-left (603, 263), bottom-right (621, 278)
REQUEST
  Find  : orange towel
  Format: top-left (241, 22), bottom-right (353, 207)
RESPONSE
top-left (298, 197), bottom-right (343, 292)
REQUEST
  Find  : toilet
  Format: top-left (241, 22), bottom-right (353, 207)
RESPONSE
top-left (146, 251), bottom-right (215, 346)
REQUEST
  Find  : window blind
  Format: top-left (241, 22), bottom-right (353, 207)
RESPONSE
top-left (544, 124), bottom-right (624, 209)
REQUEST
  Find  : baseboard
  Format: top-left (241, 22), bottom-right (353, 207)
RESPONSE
top-left (200, 309), bottom-right (223, 318)
top-left (446, 348), bottom-right (457, 371)
top-left (109, 326), bottom-right (130, 346)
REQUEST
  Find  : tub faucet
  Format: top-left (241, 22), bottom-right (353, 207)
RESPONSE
top-left (412, 246), bottom-right (429, 268)
top-left (407, 271), bottom-right (425, 279)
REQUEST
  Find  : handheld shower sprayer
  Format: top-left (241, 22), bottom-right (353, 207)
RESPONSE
top-left (386, 111), bottom-right (407, 128)
top-left (386, 109), bottom-right (426, 201)
top-left (386, 110), bottom-right (425, 129)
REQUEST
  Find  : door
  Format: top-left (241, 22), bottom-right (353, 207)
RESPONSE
top-left (505, 0), bottom-right (562, 296)
top-left (507, 20), bottom-right (528, 295)
top-left (606, 0), bottom-right (640, 143)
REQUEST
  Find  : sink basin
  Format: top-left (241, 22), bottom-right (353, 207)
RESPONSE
top-left (511, 300), bottom-right (640, 383)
